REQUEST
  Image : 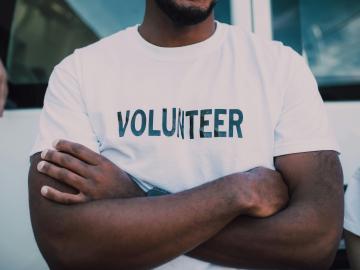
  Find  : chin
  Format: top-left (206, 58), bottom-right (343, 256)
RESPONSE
top-left (155, 0), bottom-right (216, 26)
top-left (174, 0), bottom-right (215, 10)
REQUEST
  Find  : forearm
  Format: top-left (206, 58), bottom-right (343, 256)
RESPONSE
top-left (187, 151), bottom-right (344, 269)
top-left (29, 155), bottom-right (246, 270)
top-left (188, 203), bottom-right (338, 269)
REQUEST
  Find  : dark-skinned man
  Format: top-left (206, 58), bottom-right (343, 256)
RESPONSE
top-left (28, 0), bottom-right (344, 269)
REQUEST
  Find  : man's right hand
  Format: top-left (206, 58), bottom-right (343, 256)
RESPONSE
top-left (38, 140), bottom-right (145, 204)
top-left (230, 167), bottom-right (289, 218)
top-left (0, 60), bottom-right (8, 117)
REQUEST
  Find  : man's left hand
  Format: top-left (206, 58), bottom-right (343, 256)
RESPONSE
top-left (37, 139), bottom-right (145, 204)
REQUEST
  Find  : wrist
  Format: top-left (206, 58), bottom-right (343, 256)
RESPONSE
top-left (224, 172), bottom-right (256, 215)
top-left (120, 172), bottom-right (147, 198)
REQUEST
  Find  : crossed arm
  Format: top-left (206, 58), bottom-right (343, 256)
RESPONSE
top-left (189, 151), bottom-right (344, 268)
top-left (28, 141), bottom-right (344, 270)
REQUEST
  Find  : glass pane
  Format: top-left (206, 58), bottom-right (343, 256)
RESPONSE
top-left (271, 0), bottom-right (302, 54)
top-left (6, 0), bottom-right (144, 84)
top-left (272, 0), bottom-right (360, 87)
top-left (6, 0), bottom-right (231, 85)
top-left (300, 0), bottom-right (360, 86)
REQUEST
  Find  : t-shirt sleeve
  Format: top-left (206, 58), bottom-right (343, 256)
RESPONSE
top-left (273, 48), bottom-right (340, 157)
top-left (30, 54), bottom-right (99, 157)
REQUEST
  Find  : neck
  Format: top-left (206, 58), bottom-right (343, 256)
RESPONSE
top-left (138, 0), bottom-right (216, 47)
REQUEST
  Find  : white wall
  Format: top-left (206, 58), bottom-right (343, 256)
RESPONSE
top-left (0, 109), bottom-right (47, 270)
top-left (326, 102), bottom-right (360, 183)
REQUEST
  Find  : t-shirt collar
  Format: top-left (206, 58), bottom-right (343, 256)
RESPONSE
top-left (129, 21), bottom-right (228, 61)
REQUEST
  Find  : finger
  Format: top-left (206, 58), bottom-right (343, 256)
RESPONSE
top-left (53, 139), bottom-right (102, 165)
top-left (37, 161), bottom-right (88, 192)
top-left (41, 149), bottom-right (89, 178)
top-left (41, 186), bottom-right (87, 205)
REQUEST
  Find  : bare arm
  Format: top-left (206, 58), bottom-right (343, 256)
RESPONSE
top-left (29, 153), bottom-right (239, 269)
top-left (29, 140), bottom-right (287, 270)
top-left (188, 151), bottom-right (344, 269)
top-left (32, 141), bottom-right (342, 269)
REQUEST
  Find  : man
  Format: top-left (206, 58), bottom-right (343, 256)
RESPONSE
top-left (0, 59), bottom-right (8, 117)
top-left (29, 0), bottom-right (344, 269)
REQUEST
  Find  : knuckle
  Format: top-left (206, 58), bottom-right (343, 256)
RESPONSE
top-left (72, 143), bottom-right (83, 155)
top-left (71, 175), bottom-right (83, 188)
top-left (90, 165), bottom-right (102, 178)
top-left (96, 155), bottom-right (106, 164)
top-left (58, 169), bottom-right (68, 180)
top-left (101, 159), bottom-right (112, 170)
top-left (59, 154), bottom-right (71, 166)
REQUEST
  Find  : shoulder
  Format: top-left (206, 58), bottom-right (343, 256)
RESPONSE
top-left (225, 24), bottom-right (302, 69)
top-left (55, 25), bottom-right (136, 73)
top-left (76, 26), bottom-right (134, 56)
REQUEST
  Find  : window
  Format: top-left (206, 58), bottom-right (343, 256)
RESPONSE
top-left (3, 0), bottom-right (231, 108)
top-left (272, 0), bottom-right (360, 100)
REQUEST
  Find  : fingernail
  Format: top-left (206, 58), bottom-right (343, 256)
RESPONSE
top-left (41, 149), bottom-right (48, 159)
top-left (52, 139), bottom-right (60, 148)
top-left (41, 186), bottom-right (48, 196)
top-left (37, 161), bottom-right (46, 171)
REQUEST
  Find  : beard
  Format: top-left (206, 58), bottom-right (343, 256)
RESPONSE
top-left (154, 0), bottom-right (217, 26)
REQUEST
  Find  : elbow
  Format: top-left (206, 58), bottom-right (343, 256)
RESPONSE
top-left (44, 240), bottom-right (98, 270)
top-left (35, 230), bottom-right (78, 269)
top-left (311, 235), bottom-right (341, 269)
top-left (34, 224), bottom-right (95, 270)
top-left (296, 224), bottom-right (342, 269)
top-left (38, 231), bottom-right (143, 270)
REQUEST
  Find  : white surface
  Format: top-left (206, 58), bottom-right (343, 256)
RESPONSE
top-left (252, 0), bottom-right (273, 40)
top-left (231, 0), bottom-right (252, 31)
top-left (231, 0), bottom-right (273, 40)
top-left (345, 169), bottom-right (360, 236)
top-left (0, 109), bottom-right (48, 270)
top-left (325, 102), bottom-right (360, 184)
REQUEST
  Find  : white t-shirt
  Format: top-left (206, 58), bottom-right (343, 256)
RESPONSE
top-left (345, 168), bottom-right (360, 236)
top-left (30, 22), bottom-right (339, 270)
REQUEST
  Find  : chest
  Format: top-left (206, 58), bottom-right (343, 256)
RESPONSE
top-left (84, 58), bottom-right (278, 192)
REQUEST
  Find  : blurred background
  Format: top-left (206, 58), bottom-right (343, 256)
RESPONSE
top-left (0, 0), bottom-right (359, 269)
